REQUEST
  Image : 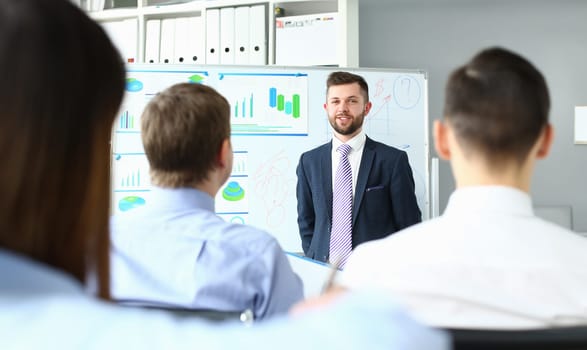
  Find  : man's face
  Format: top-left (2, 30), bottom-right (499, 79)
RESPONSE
top-left (324, 83), bottom-right (371, 140)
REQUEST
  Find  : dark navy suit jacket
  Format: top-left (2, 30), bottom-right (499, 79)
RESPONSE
top-left (296, 137), bottom-right (421, 262)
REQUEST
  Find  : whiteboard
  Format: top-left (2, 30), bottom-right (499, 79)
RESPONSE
top-left (112, 64), bottom-right (429, 252)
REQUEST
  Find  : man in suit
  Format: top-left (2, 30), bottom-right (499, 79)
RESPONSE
top-left (296, 71), bottom-right (421, 265)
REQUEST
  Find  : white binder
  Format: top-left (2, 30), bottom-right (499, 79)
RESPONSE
top-left (249, 5), bottom-right (266, 65)
top-left (122, 18), bottom-right (138, 63)
top-left (205, 8), bottom-right (220, 64)
top-left (173, 17), bottom-right (190, 63)
top-left (186, 16), bottom-right (204, 64)
top-left (102, 19), bottom-right (138, 64)
top-left (145, 19), bottom-right (161, 64)
top-left (234, 6), bottom-right (250, 65)
top-left (159, 18), bottom-right (176, 64)
top-left (220, 7), bottom-right (235, 64)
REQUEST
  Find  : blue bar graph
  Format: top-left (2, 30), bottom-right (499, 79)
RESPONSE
top-left (119, 111), bottom-right (135, 129)
top-left (233, 93), bottom-right (254, 119)
top-left (250, 93), bottom-right (253, 117)
top-left (121, 169), bottom-right (141, 187)
top-left (269, 88), bottom-right (277, 108)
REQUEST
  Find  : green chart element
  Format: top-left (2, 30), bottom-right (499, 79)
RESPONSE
top-left (188, 74), bottom-right (205, 83)
top-left (292, 94), bottom-right (300, 118)
top-left (277, 94), bottom-right (285, 111)
top-left (222, 181), bottom-right (245, 201)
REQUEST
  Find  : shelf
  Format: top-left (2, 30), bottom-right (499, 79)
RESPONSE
top-left (86, 0), bottom-right (357, 66)
top-left (142, 1), bottom-right (204, 15)
top-left (90, 8), bottom-right (139, 20)
top-left (274, 0), bottom-right (336, 16)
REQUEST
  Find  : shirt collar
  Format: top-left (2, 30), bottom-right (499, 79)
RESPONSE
top-left (332, 130), bottom-right (366, 153)
top-left (149, 186), bottom-right (215, 212)
top-left (444, 186), bottom-right (534, 217)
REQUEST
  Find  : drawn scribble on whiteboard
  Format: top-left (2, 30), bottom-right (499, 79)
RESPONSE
top-left (369, 78), bottom-right (393, 119)
top-left (253, 150), bottom-right (294, 228)
top-left (393, 76), bottom-right (421, 109)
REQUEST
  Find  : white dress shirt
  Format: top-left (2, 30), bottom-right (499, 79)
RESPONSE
top-left (0, 248), bottom-right (449, 350)
top-left (331, 130), bottom-right (366, 198)
top-left (339, 186), bottom-right (587, 329)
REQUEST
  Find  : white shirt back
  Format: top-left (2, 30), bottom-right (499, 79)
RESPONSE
top-left (340, 186), bottom-right (587, 329)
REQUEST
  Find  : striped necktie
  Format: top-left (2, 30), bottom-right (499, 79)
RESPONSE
top-left (329, 143), bottom-right (353, 268)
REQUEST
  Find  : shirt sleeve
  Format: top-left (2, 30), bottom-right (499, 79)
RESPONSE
top-left (252, 238), bottom-right (305, 319)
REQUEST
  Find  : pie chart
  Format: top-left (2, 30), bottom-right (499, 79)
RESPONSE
top-left (118, 195), bottom-right (146, 211)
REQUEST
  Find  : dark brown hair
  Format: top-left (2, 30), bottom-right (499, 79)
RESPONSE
top-left (444, 47), bottom-right (550, 164)
top-left (141, 83), bottom-right (231, 187)
top-left (0, 0), bottom-right (125, 299)
top-left (326, 71), bottom-right (370, 102)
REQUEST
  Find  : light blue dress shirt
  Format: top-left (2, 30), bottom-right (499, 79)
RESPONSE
top-left (0, 249), bottom-right (450, 350)
top-left (110, 187), bottom-right (304, 319)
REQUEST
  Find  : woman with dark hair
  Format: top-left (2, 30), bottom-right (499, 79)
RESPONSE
top-left (0, 1), bottom-right (446, 348)
top-left (0, 0), bottom-right (124, 300)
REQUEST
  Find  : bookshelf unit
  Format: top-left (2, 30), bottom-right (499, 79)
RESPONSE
top-left (85, 0), bottom-right (358, 66)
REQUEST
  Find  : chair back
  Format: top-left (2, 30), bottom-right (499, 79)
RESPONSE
top-left (117, 299), bottom-right (254, 325)
top-left (447, 326), bottom-right (587, 350)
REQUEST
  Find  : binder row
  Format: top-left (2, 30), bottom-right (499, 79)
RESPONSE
top-left (145, 5), bottom-right (267, 65)
top-left (206, 5), bottom-right (267, 65)
top-left (146, 16), bottom-right (204, 64)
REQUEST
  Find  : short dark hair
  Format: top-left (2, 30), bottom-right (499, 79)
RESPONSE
top-left (0, 0), bottom-right (125, 299)
top-left (444, 47), bottom-right (550, 164)
top-left (326, 71), bottom-right (370, 101)
top-left (141, 83), bottom-right (231, 187)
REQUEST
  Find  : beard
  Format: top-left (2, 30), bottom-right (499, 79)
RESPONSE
top-left (329, 112), bottom-right (365, 136)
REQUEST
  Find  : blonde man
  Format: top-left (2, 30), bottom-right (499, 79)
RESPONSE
top-left (110, 83), bottom-right (303, 319)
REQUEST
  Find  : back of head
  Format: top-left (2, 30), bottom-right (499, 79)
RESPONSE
top-left (141, 83), bottom-right (230, 187)
top-left (443, 47), bottom-right (550, 165)
top-left (326, 71), bottom-right (370, 102)
top-left (0, 0), bottom-right (125, 298)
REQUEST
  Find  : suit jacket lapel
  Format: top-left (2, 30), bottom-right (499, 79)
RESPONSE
top-left (321, 143), bottom-right (333, 223)
top-left (353, 137), bottom-right (374, 225)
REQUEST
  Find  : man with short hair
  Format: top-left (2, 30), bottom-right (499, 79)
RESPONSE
top-left (296, 71), bottom-right (421, 266)
top-left (110, 83), bottom-right (303, 320)
top-left (337, 47), bottom-right (587, 329)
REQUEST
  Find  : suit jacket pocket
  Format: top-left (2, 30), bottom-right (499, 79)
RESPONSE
top-left (362, 184), bottom-right (393, 235)
top-left (365, 184), bottom-right (385, 192)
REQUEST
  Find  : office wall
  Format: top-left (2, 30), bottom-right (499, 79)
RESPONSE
top-left (359, 0), bottom-right (587, 231)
